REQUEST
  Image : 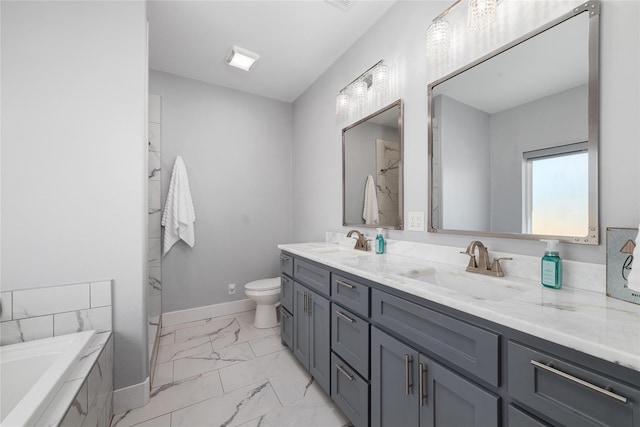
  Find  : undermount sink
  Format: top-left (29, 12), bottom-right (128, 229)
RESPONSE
top-left (308, 246), bottom-right (372, 256)
top-left (399, 269), bottom-right (531, 302)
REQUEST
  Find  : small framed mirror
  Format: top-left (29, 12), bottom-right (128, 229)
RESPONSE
top-left (343, 100), bottom-right (403, 229)
top-left (428, 2), bottom-right (599, 244)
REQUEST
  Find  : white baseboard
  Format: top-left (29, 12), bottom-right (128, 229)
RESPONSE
top-left (113, 376), bottom-right (150, 414)
top-left (162, 298), bottom-right (257, 327)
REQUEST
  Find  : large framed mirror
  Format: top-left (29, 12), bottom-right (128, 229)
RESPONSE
top-left (428, 1), bottom-right (599, 244)
top-left (343, 100), bottom-right (403, 229)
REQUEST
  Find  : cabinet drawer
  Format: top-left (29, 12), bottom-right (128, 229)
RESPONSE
top-left (331, 303), bottom-right (370, 379)
top-left (280, 306), bottom-right (293, 350)
top-left (294, 259), bottom-right (331, 297)
top-left (372, 290), bottom-right (499, 386)
top-left (280, 253), bottom-right (293, 277)
top-left (281, 276), bottom-right (294, 313)
top-left (331, 274), bottom-right (370, 318)
top-left (508, 405), bottom-right (551, 427)
top-left (508, 341), bottom-right (640, 427)
top-left (331, 353), bottom-right (369, 427)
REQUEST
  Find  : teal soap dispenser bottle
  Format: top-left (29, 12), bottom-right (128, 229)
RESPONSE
top-left (541, 239), bottom-right (562, 289)
top-left (375, 228), bottom-right (385, 254)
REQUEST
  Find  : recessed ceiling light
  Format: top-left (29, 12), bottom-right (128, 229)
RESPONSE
top-left (225, 46), bottom-right (259, 72)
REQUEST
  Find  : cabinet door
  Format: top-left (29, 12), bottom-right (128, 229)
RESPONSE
top-left (280, 306), bottom-right (293, 350)
top-left (419, 354), bottom-right (499, 427)
top-left (293, 282), bottom-right (310, 369)
top-left (371, 327), bottom-right (419, 427)
top-left (281, 275), bottom-right (294, 314)
top-left (309, 289), bottom-right (331, 395)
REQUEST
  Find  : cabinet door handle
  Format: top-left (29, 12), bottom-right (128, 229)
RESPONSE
top-left (280, 256), bottom-right (288, 264)
top-left (336, 310), bottom-right (355, 323)
top-left (419, 363), bottom-right (427, 406)
top-left (303, 292), bottom-right (307, 314)
top-left (405, 354), bottom-right (413, 395)
top-left (280, 307), bottom-right (289, 319)
top-left (336, 364), bottom-right (354, 381)
top-left (336, 280), bottom-right (355, 289)
top-left (530, 360), bottom-right (628, 403)
top-left (308, 294), bottom-right (312, 316)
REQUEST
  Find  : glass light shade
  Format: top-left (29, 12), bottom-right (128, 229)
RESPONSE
top-left (467, 0), bottom-right (497, 33)
top-left (336, 92), bottom-right (350, 115)
top-left (352, 80), bottom-right (368, 104)
top-left (372, 63), bottom-right (390, 92)
top-left (426, 18), bottom-right (451, 58)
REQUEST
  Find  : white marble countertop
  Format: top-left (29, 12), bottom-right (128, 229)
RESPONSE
top-left (278, 242), bottom-right (640, 372)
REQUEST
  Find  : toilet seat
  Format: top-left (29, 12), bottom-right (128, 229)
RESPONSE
top-left (244, 277), bottom-right (280, 292)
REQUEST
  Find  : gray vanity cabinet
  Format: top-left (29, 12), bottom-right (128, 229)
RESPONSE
top-left (508, 341), bottom-right (640, 427)
top-left (292, 281), bottom-right (331, 395)
top-left (371, 326), bottom-right (499, 427)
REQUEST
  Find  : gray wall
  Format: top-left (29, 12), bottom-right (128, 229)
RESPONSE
top-left (490, 84), bottom-right (588, 233)
top-left (1, 1), bottom-right (148, 390)
top-left (292, 0), bottom-right (639, 263)
top-left (149, 71), bottom-right (293, 312)
top-left (438, 95), bottom-right (491, 231)
top-left (344, 122), bottom-right (397, 224)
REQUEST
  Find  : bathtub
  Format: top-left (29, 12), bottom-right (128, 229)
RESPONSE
top-left (0, 330), bottom-right (95, 426)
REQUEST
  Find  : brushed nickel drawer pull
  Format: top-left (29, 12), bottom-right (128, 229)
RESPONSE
top-left (419, 363), bottom-right (427, 406)
top-left (280, 256), bottom-right (288, 264)
top-left (405, 354), bottom-right (413, 395)
top-left (336, 364), bottom-right (354, 381)
top-left (336, 280), bottom-right (355, 289)
top-left (280, 307), bottom-right (289, 319)
top-left (530, 360), bottom-right (628, 403)
top-left (303, 292), bottom-right (307, 314)
top-left (336, 310), bottom-right (355, 323)
top-left (307, 294), bottom-right (312, 316)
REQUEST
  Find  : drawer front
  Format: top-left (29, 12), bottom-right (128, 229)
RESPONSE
top-left (281, 275), bottom-right (294, 313)
top-left (508, 405), bottom-right (551, 427)
top-left (331, 274), bottom-right (370, 318)
top-left (280, 253), bottom-right (293, 277)
top-left (294, 259), bottom-right (331, 297)
top-left (280, 306), bottom-right (293, 350)
top-left (331, 303), bottom-right (370, 379)
top-left (331, 353), bottom-right (369, 427)
top-left (372, 290), bottom-right (499, 386)
top-left (508, 341), bottom-right (640, 427)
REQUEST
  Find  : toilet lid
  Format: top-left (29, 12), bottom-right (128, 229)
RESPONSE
top-left (245, 277), bottom-right (280, 291)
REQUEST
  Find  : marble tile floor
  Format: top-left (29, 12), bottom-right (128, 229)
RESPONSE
top-left (111, 310), bottom-right (352, 427)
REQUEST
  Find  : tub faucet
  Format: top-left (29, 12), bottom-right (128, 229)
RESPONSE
top-left (461, 240), bottom-right (512, 277)
top-left (347, 230), bottom-right (369, 251)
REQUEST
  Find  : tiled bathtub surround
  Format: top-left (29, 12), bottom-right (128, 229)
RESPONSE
top-left (0, 280), bottom-right (112, 346)
top-left (36, 333), bottom-right (114, 427)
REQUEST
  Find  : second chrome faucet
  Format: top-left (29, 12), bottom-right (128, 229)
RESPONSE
top-left (461, 240), bottom-right (511, 277)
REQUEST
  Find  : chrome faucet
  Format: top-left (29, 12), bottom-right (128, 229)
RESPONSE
top-left (347, 230), bottom-right (370, 251)
top-left (461, 240), bottom-right (512, 277)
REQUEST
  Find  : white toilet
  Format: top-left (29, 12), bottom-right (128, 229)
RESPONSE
top-left (244, 277), bottom-right (281, 329)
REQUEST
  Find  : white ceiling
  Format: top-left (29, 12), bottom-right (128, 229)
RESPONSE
top-left (147, 1), bottom-right (396, 103)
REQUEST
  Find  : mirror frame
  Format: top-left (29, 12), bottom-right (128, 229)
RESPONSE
top-left (427, 1), bottom-right (600, 244)
top-left (343, 99), bottom-right (404, 230)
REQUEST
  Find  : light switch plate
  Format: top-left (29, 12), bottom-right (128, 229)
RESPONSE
top-left (408, 211), bottom-right (424, 231)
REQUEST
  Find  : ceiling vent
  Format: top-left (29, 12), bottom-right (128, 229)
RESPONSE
top-left (325, 0), bottom-right (355, 12)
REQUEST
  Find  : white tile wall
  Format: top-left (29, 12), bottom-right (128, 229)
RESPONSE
top-left (0, 280), bottom-right (113, 345)
top-left (13, 283), bottom-right (90, 319)
top-left (91, 281), bottom-right (112, 308)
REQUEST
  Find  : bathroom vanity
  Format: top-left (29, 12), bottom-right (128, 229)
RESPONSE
top-left (278, 243), bottom-right (640, 427)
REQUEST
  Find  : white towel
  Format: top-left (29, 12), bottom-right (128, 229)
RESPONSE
top-left (363, 174), bottom-right (380, 225)
top-left (161, 156), bottom-right (196, 255)
top-left (626, 225), bottom-right (640, 292)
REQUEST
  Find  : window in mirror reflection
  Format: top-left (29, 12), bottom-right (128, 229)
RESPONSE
top-left (524, 143), bottom-right (588, 236)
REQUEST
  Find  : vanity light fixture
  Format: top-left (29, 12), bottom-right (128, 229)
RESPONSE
top-left (426, 0), bottom-right (498, 59)
top-left (225, 46), bottom-right (259, 71)
top-left (335, 59), bottom-right (390, 117)
top-left (467, 0), bottom-right (498, 33)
